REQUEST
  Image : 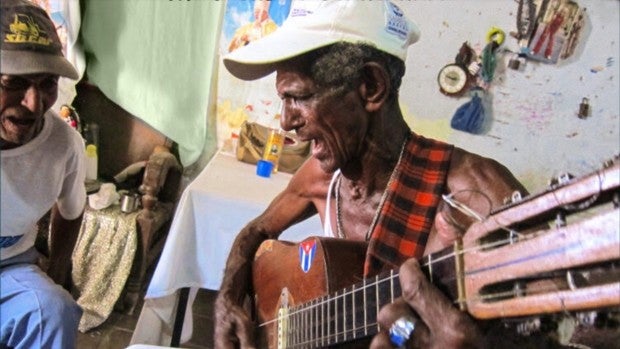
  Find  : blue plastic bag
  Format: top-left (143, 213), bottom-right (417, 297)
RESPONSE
top-left (450, 92), bottom-right (485, 134)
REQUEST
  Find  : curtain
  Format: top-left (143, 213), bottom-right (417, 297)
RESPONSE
top-left (80, 0), bottom-right (224, 166)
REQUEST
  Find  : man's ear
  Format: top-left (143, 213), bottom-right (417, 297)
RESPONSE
top-left (359, 62), bottom-right (390, 112)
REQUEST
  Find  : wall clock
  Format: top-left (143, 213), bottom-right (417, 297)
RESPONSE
top-left (437, 64), bottom-right (470, 96)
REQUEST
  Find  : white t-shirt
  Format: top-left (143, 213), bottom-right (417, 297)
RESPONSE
top-left (1, 111), bottom-right (86, 260)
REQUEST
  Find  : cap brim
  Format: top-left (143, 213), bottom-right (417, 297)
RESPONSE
top-left (1, 50), bottom-right (79, 80)
top-left (223, 27), bottom-right (339, 81)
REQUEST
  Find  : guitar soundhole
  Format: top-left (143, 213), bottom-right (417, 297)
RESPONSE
top-left (478, 260), bottom-right (620, 303)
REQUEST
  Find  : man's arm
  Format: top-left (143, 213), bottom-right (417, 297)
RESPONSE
top-left (427, 149), bottom-right (529, 252)
top-left (214, 158), bottom-right (330, 349)
top-left (47, 204), bottom-right (83, 290)
top-left (373, 150), bottom-right (555, 348)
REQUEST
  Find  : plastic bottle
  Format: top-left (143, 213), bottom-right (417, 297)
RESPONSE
top-left (85, 144), bottom-right (98, 181)
top-left (262, 128), bottom-right (285, 173)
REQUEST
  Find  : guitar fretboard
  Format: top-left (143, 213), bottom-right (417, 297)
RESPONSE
top-left (281, 270), bottom-right (400, 348)
top-left (279, 249), bottom-right (457, 348)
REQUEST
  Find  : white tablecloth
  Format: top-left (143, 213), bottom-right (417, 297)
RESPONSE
top-left (130, 152), bottom-right (321, 346)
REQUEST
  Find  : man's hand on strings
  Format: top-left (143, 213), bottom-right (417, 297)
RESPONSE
top-left (370, 259), bottom-right (484, 349)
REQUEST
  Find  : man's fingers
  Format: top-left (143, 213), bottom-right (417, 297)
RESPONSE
top-left (231, 307), bottom-right (257, 349)
top-left (369, 330), bottom-right (395, 349)
top-left (434, 210), bottom-right (462, 246)
top-left (214, 305), bottom-right (257, 349)
top-left (376, 298), bottom-right (412, 329)
top-left (376, 299), bottom-right (431, 348)
top-left (398, 258), bottom-right (459, 330)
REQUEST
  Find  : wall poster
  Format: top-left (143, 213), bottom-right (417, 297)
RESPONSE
top-left (216, 0), bottom-right (292, 154)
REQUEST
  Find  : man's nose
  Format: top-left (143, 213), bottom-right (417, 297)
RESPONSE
top-left (279, 103), bottom-right (302, 132)
top-left (21, 86), bottom-right (43, 113)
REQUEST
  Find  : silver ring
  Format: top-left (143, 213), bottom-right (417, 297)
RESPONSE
top-left (389, 316), bottom-right (416, 347)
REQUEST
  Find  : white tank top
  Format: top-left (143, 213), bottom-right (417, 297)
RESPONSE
top-left (323, 169), bottom-right (341, 238)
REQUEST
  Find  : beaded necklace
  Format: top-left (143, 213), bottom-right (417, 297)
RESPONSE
top-left (335, 138), bottom-right (409, 241)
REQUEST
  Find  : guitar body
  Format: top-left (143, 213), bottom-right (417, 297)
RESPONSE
top-left (253, 238), bottom-right (369, 348)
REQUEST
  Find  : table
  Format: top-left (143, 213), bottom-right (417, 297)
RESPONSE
top-left (130, 152), bottom-right (321, 346)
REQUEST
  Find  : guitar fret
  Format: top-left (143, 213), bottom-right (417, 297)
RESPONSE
top-left (321, 295), bottom-right (325, 348)
top-left (321, 297), bottom-right (329, 347)
top-left (363, 279), bottom-right (368, 335)
top-left (306, 300), bottom-right (310, 347)
top-left (427, 253), bottom-right (434, 284)
top-left (292, 308), bottom-right (301, 347)
top-left (311, 300), bottom-right (314, 348)
top-left (352, 284), bottom-right (356, 339)
top-left (304, 301), bottom-right (308, 347)
top-left (390, 269), bottom-right (395, 303)
top-left (290, 306), bottom-right (295, 347)
top-left (375, 274), bottom-right (380, 333)
top-left (310, 300), bottom-right (313, 346)
top-left (331, 294), bottom-right (336, 345)
top-left (343, 286), bottom-right (348, 342)
top-left (313, 299), bottom-right (317, 347)
top-left (318, 298), bottom-right (322, 347)
top-left (297, 305), bottom-right (301, 347)
top-left (305, 299), bottom-right (318, 344)
top-left (285, 306), bottom-right (290, 347)
top-left (357, 283), bottom-right (366, 338)
top-left (364, 277), bottom-right (377, 335)
top-left (298, 305), bottom-right (302, 347)
top-left (327, 293), bottom-right (332, 346)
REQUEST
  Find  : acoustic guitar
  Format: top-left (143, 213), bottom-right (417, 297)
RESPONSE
top-left (252, 157), bottom-right (620, 348)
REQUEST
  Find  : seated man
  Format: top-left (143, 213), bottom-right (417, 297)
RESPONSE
top-left (1, 0), bottom-right (85, 348)
top-left (214, 1), bottom-right (588, 348)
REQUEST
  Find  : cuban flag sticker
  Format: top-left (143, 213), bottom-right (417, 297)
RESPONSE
top-left (299, 239), bottom-right (317, 273)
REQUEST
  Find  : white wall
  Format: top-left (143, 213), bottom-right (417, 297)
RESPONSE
top-left (400, 1), bottom-right (619, 190)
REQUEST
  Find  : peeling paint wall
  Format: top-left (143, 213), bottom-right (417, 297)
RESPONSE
top-left (400, 1), bottom-right (619, 191)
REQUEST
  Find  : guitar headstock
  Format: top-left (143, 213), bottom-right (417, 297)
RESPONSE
top-left (459, 156), bottom-right (620, 321)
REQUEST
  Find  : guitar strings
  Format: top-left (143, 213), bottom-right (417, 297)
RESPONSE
top-left (259, 222), bottom-right (616, 330)
top-left (256, 233), bottom-right (521, 329)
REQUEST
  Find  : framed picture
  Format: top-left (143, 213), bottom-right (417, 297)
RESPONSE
top-left (527, 0), bottom-right (583, 63)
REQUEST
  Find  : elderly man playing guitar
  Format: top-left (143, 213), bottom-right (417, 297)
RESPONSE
top-left (215, 1), bottom-right (619, 348)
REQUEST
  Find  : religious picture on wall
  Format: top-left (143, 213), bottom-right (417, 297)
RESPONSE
top-left (29, 0), bottom-right (83, 108)
top-left (528, 0), bottom-right (583, 63)
top-left (216, 0), bottom-right (293, 154)
top-left (227, 0), bottom-right (279, 53)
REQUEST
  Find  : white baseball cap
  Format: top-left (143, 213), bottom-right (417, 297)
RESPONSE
top-left (223, 0), bottom-right (420, 81)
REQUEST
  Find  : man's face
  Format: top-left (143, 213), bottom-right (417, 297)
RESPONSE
top-left (253, 0), bottom-right (270, 22)
top-left (276, 65), bottom-right (368, 173)
top-left (0, 74), bottom-right (58, 148)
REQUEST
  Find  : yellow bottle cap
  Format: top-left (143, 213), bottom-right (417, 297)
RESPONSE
top-left (85, 144), bottom-right (97, 157)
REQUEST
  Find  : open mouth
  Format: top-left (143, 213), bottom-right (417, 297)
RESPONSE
top-left (3, 116), bottom-right (36, 135)
top-left (6, 117), bottom-right (35, 126)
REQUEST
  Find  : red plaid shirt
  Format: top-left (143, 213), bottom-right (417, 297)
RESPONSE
top-left (364, 133), bottom-right (453, 277)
